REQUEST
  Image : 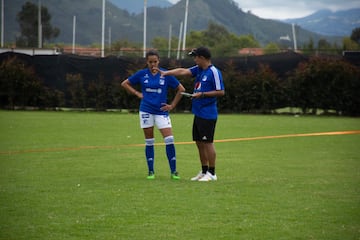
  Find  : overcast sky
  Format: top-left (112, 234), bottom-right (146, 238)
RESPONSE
top-left (168, 0), bottom-right (360, 19)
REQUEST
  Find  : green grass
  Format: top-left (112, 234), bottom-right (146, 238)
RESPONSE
top-left (0, 111), bottom-right (359, 240)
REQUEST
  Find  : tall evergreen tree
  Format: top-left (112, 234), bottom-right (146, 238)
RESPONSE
top-left (16, 1), bottom-right (60, 47)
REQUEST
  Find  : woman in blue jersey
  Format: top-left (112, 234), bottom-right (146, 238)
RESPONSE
top-left (121, 50), bottom-right (185, 180)
top-left (157, 46), bottom-right (225, 182)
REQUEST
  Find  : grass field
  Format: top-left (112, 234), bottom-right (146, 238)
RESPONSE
top-left (0, 110), bottom-right (359, 240)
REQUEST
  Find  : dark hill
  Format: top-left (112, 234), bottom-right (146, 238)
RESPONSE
top-left (4, 0), bottom-right (341, 47)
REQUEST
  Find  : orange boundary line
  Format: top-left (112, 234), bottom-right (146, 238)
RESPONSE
top-left (1, 130), bottom-right (359, 155)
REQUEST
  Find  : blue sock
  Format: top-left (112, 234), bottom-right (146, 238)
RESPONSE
top-left (164, 136), bottom-right (176, 173)
top-left (145, 138), bottom-right (155, 173)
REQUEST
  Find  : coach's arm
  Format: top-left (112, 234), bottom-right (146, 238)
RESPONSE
top-left (157, 68), bottom-right (192, 77)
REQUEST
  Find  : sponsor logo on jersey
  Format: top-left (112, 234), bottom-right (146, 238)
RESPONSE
top-left (194, 82), bottom-right (201, 90)
top-left (144, 74), bottom-right (149, 84)
top-left (145, 88), bottom-right (162, 94)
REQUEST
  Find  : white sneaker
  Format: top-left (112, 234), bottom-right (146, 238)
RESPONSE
top-left (190, 171), bottom-right (205, 181)
top-left (198, 171), bottom-right (217, 181)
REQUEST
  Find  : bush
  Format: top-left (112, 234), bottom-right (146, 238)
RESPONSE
top-left (0, 56), bottom-right (43, 109)
top-left (287, 57), bottom-right (360, 116)
top-left (220, 62), bottom-right (286, 113)
top-left (1, 54), bottom-right (359, 116)
top-left (66, 73), bottom-right (86, 108)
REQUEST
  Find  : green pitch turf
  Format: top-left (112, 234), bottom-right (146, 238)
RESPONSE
top-left (0, 111), bottom-right (359, 239)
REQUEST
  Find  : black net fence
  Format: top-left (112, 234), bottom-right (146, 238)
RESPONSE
top-left (1, 51), bottom-right (359, 115)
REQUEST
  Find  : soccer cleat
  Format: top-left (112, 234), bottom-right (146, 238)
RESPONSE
top-left (171, 172), bottom-right (180, 180)
top-left (147, 171), bottom-right (155, 180)
top-left (198, 171), bottom-right (217, 181)
top-left (190, 171), bottom-right (205, 181)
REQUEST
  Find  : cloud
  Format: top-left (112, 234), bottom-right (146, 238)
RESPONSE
top-left (232, 0), bottom-right (360, 19)
top-left (169, 0), bottom-right (360, 19)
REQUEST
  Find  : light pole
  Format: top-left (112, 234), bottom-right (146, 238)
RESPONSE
top-left (177, 21), bottom-right (183, 60)
top-left (72, 16), bottom-right (76, 54)
top-left (101, 0), bottom-right (105, 57)
top-left (181, 0), bottom-right (189, 58)
top-left (1, 0), bottom-right (4, 47)
top-left (38, 0), bottom-right (42, 48)
top-left (143, 0), bottom-right (147, 58)
top-left (292, 23), bottom-right (298, 51)
top-left (168, 24), bottom-right (172, 58)
top-left (108, 27), bottom-right (111, 50)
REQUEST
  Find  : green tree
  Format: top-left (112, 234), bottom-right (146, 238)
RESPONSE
top-left (111, 40), bottom-right (141, 57)
top-left (342, 37), bottom-right (360, 50)
top-left (16, 1), bottom-right (60, 47)
top-left (238, 35), bottom-right (260, 48)
top-left (149, 22), bottom-right (261, 58)
top-left (318, 39), bottom-right (331, 49)
top-left (186, 31), bottom-right (205, 49)
top-left (151, 36), bottom-right (179, 57)
top-left (350, 27), bottom-right (360, 45)
top-left (318, 38), bottom-right (333, 54)
top-left (263, 42), bottom-right (280, 54)
top-left (186, 22), bottom-right (260, 57)
top-left (151, 37), bottom-right (168, 51)
top-left (302, 38), bottom-right (315, 55)
top-left (203, 21), bottom-right (230, 47)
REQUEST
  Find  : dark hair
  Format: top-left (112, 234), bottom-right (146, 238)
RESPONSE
top-left (146, 49), bottom-right (159, 59)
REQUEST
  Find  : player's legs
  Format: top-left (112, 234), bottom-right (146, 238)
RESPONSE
top-left (160, 129), bottom-right (176, 173)
top-left (143, 126), bottom-right (154, 138)
top-left (196, 141), bottom-right (216, 170)
top-left (140, 112), bottom-right (155, 178)
top-left (156, 115), bottom-right (179, 179)
top-left (192, 116), bottom-right (217, 179)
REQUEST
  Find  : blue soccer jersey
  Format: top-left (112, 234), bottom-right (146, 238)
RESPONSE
top-left (189, 65), bottom-right (225, 120)
top-left (128, 68), bottom-right (180, 115)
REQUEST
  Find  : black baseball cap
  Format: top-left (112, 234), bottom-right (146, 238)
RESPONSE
top-left (188, 47), bottom-right (211, 59)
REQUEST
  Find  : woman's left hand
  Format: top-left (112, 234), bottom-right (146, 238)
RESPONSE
top-left (160, 103), bottom-right (173, 112)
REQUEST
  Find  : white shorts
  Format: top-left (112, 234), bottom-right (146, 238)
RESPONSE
top-left (139, 111), bottom-right (172, 129)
